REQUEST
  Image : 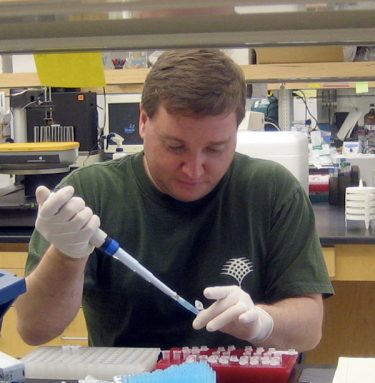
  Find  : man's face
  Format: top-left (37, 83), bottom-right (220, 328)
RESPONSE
top-left (139, 104), bottom-right (237, 202)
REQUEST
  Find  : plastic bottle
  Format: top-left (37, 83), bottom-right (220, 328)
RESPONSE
top-left (113, 147), bottom-right (126, 159)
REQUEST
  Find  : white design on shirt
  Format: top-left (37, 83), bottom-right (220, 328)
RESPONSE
top-left (221, 257), bottom-right (253, 287)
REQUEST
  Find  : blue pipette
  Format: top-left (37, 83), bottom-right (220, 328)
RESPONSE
top-left (90, 229), bottom-right (199, 315)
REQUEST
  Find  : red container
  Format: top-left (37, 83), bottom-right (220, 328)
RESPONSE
top-left (156, 347), bottom-right (299, 383)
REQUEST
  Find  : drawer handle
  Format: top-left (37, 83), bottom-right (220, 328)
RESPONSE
top-left (60, 336), bottom-right (88, 341)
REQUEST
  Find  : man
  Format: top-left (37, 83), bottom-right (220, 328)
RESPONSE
top-left (15, 49), bottom-right (333, 351)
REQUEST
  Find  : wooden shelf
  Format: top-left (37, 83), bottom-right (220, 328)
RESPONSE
top-left (1, 62), bottom-right (375, 91)
top-left (0, 69), bottom-right (149, 92)
top-left (242, 61), bottom-right (375, 83)
top-left (268, 81), bottom-right (375, 90)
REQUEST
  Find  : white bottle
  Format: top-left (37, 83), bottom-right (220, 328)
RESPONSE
top-left (113, 147), bottom-right (127, 159)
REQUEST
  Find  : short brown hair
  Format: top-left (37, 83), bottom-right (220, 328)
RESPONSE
top-left (141, 49), bottom-right (246, 126)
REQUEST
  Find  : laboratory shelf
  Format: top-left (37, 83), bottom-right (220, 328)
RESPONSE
top-left (2, 62), bottom-right (375, 91)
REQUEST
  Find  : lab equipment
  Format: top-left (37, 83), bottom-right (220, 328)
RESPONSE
top-left (104, 132), bottom-right (127, 159)
top-left (0, 271), bottom-right (26, 383)
top-left (0, 352), bottom-right (25, 383)
top-left (0, 142), bottom-right (79, 228)
top-left (332, 153), bottom-right (375, 187)
top-left (20, 92), bottom-right (99, 153)
top-left (21, 346), bottom-right (160, 380)
top-left (0, 270), bottom-right (26, 320)
top-left (236, 131), bottom-right (309, 193)
top-left (156, 346), bottom-right (300, 383)
top-left (90, 229), bottom-right (199, 315)
top-left (23, 87), bottom-right (75, 143)
top-left (0, 142), bottom-right (79, 172)
top-left (22, 345), bottom-right (299, 383)
top-left (119, 361), bottom-right (216, 383)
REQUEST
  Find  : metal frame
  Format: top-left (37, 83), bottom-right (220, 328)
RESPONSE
top-left (0, 1), bottom-right (375, 53)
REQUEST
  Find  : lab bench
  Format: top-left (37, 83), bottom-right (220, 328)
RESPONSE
top-left (22, 365), bottom-right (335, 383)
top-left (304, 203), bottom-right (375, 366)
top-left (1, 204), bottom-right (375, 365)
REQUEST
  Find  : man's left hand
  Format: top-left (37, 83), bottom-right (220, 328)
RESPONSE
top-left (192, 285), bottom-right (274, 343)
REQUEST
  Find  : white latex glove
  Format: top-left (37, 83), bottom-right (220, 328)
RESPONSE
top-left (192, 285), bottom-right (274, 343)
top-left (35, 185), bottom-right (100, 259)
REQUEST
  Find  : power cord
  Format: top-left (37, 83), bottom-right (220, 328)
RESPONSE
top-left (292, 90), bottom-right (320, 131)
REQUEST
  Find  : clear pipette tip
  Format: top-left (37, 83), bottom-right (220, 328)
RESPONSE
top-left (176, 295), bottom-right (199, 315)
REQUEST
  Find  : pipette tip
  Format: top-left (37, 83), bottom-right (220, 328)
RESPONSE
top-left (177, 296), bottom-right (199, 315)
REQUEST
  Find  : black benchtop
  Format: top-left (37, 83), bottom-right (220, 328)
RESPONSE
top-left (313, 203), bottom-right (375, 246)
top-left (0, 204), bottom-right (374, 245)
top-left (0, 227), bottom-right (33, 243)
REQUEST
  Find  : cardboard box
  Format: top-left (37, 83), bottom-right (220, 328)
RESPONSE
top-left (255, 46), bottom-right (344, 64)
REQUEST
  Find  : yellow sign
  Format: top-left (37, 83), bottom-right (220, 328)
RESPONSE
top-left (34, 52), bottom-right (105, 87)
top-left (308, 83), bottom-right (322, 88)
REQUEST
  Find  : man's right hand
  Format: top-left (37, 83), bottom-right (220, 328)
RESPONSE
top-left (35, 185), bottom-right (100, 259)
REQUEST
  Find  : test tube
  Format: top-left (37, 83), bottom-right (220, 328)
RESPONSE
top-left (250, 356), bottom-right (260, 366)
top-left (161, 350), bottom-right (170, 361)
top-left (218, 356), bottom-right (229, 365)
top-left (239, 356), bottom-right (249, 366)
top-left (261, 356), bottom-right (271, 365)
top-left (207, 355), bottom-right (217, 364)
top-left (172, 350), bottom-right (181, 362)
top-left (270, 356), bottom-right (282, 366)
top-left (186, 354), bottom-right (197, 363)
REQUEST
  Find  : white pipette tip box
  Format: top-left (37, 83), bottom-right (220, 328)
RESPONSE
top-left (0, 351), bottom-right (25, 383)
top-left (21, 346), bottom-right (160, 381)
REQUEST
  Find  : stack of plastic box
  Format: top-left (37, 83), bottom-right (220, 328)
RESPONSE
top-left (345, 184), bottom-right (375, 229)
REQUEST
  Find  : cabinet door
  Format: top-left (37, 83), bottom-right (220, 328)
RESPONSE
top-left (0, 251), bottom-right (28, 271)
top-left (322, 247), bottom-right (335, 278)
top-left (60, 309), bottom-right (89, 346)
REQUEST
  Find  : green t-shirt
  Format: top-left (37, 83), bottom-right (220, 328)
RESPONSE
top-left (27, 152), bottom-right (333, 349)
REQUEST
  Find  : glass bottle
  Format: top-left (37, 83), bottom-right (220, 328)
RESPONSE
top-left (364, 104), bottom-right (375, 152)
top-left (364, 103), bottom-right (375, 129)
